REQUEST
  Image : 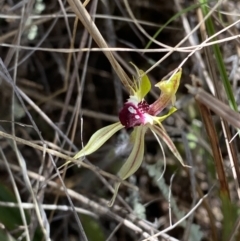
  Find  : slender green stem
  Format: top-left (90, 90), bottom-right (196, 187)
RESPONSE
top-left (145, 3), bottom-right (202, 49)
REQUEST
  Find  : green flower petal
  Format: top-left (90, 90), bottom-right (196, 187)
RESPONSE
top-left (152, 106), bottom-right (177, 124)
top-left (155, 69), bottom-right (182, 101)
top-left (108, 126), bottom-right (147, 206)
top-left (148, 70), bottom-right (181, 116)
top-left (137, 70), bottom-right (151, 100)
top-left (150, 124), bottom-right (190, 167)
top-left (130, 63), bottom-right (151, 100)
top-left (73, 122), bottom-right (123, 160)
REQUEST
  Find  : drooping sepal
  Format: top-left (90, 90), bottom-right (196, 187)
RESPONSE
top-left (108, 126), bottom-right (147, 206)
top-left (150, 124), bottom-right (190, 167)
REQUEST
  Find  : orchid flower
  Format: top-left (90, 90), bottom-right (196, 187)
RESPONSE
top-left (73, 65), bottom-right (187, 206)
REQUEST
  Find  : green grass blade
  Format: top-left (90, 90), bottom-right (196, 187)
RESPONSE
top-left (200, 0), bottom-right (238, 111)
top-left (145, 3), bottom-right (201, 49)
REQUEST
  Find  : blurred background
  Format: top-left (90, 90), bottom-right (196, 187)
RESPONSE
top-left (0, 0), bottom-right (240, 240)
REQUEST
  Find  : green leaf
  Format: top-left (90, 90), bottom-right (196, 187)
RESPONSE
top-left (74, 122), bottom-right (123, 160)
top-left (0, 229), bottom-right (17, 241)
top-left (0, 183), bottom-right (43, 241)
top-left (0, 183), bottom-right (23, 231)
top-left (108, 126), bottom-right (147, 206)
top-left (221, 192), bottom-right (238, 241)
top-left (80, 215), bottom-right (105, 241)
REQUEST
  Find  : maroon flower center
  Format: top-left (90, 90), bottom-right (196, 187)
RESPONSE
top-left (119, 100), bottom-right (150, 128)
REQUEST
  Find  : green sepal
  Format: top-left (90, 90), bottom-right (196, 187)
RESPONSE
top-left (150, 124), bottom-right (190, 168)
top-left (73, 122), bottom-right (123, 160)
top-left (108, 126), bottom-right (147, 206)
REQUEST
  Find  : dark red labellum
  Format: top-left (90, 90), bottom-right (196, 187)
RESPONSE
top-left (119, 101), bottom-right (149, 129)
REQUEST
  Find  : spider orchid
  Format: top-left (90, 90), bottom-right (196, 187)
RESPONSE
top-left (73, 65), bottom-right (187, 206)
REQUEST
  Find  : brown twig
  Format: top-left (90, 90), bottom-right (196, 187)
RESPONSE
top-left (67, 0), bottom-right (133, 92)
top-left (196, 100), bottom-right (230, 199)
top-left (186, 85), bottom-right (240, 130)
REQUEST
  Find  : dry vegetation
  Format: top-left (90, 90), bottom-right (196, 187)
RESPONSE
top-left (0, 0), bottom-right (240, 241)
